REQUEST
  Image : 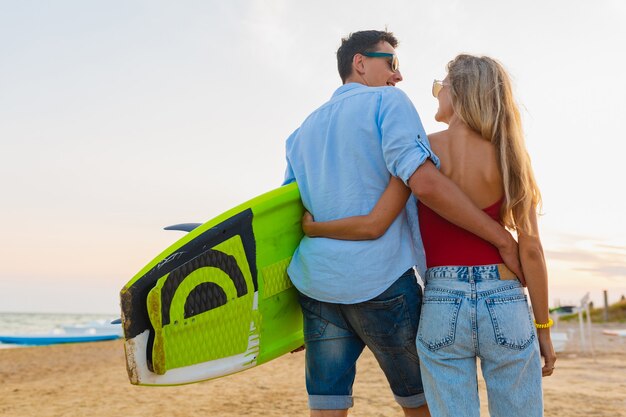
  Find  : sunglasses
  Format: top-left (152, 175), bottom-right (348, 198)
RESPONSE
top-left (361, 51), bottom-right (400, 73)
top-left (432, 79), bottom-right (448, 98)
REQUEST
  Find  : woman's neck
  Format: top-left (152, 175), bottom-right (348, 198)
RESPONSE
top-left (446, 115), bottom-right (476, 137)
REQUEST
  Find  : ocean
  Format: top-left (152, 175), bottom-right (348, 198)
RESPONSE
top-left (0, 312), bottom-right (120, 349)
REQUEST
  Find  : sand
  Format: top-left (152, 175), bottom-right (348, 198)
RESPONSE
top-left (1, 322), bottom-right (625, 417)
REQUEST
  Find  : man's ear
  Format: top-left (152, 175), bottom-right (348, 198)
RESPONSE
top-left (352, 53), bottom-right (366, 76)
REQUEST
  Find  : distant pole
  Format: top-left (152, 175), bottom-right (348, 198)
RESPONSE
top-left (579, 293), bottom-right (591, 353)
top-left (603, 290), bottom-right (609, 322)
top-left (578, 307), bottom-right (586, 351)
top-left (585, 301), bottom-right (595, 358)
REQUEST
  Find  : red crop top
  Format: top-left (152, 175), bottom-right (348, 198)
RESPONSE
top-left (418, 198), bottom-right (505, 268)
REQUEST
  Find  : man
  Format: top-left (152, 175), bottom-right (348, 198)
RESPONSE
top-left (284, 30), bottom-right (521, 417)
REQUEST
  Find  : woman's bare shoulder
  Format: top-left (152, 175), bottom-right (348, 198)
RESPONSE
top-left (427, 130), bottom-right (447, 142)
top-left (427, 130), bottom-right (448, 154)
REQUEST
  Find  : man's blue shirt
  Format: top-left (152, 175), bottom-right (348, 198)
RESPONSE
top-left (284, 83), bottom-right (439, 304)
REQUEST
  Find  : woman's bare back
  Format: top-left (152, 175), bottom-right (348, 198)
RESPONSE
top-left (428, 127), bottom-right (503, 210)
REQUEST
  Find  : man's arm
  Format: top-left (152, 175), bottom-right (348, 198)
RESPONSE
top-left (377, 88), bottom-right (523, 281)
top-left (409, 161), bottom-right (525, 283)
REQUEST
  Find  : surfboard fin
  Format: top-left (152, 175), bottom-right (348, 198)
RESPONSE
top-left (164, 223), bottom-right (202, 232)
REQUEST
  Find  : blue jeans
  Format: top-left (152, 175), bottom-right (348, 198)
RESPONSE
top-left (416, 265), bottom-right (543, 417)
top-left (298, 269), bottom-right (426, 410)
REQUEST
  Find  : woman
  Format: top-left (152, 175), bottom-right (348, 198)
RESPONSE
top-left (302, 54), bottom-right (556, 417)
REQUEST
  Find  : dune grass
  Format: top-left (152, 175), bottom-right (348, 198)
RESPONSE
top-left (557, 298), bottom-right (626, 323)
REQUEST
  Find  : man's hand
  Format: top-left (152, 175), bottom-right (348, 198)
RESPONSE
top-left (497, 233), bottom-right (526, 285)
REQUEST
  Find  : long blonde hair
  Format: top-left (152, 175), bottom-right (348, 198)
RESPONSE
top-left (447, 54), bottom-right (541, 235)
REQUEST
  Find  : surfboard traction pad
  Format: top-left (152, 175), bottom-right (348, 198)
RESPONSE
top-left (120, 183), bottom-right (305, 385)
top-left (147, 235), bottom-right (260, 374)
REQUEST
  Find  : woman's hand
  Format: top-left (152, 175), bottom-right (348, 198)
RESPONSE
top-left (537, 329), bottom-right (556, 377)
top-left (302, 211), bottom-right (316, 237)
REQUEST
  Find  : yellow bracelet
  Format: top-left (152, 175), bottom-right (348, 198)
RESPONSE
top-left (534, 318), bottom-right (554, 329)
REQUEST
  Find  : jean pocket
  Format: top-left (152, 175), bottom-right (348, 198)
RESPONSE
top-left (356, 294), bottom-right (413, 347)
top-left (417, 296), bottom-right (462, 352)
top-left (298, 295), bottom-right (328, 340)
top-left (485, 294), bottom-right (534, 350)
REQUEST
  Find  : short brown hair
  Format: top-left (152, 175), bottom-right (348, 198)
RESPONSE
top-left (336, 30), bottom-right (398, 83)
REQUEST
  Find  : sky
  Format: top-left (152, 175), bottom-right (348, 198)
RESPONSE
top-left (1, 0), bottom-right (625, 314)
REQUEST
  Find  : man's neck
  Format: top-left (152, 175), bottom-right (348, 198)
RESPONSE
top-left (344, 74), bottom-right (366, 86)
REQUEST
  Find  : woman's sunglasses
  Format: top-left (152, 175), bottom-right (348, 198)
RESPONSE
top-left (361, 52), bottom-right (400, 73)
top-left (432, 79), bottom-right (448, 98)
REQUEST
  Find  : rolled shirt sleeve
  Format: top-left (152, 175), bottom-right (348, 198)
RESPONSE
top-left (378, 88), bottom-right (440, 183)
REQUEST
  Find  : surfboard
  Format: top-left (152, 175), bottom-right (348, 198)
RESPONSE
top-left (120, 182), bottom-right (304, 386)
top-left (602, 329), bottom-right (626, 337)
top-left (0, 333), bottom-right (121, 346)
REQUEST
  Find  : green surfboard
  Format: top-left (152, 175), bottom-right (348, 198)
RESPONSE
top-left (120, 183), bottom-right (304, 386)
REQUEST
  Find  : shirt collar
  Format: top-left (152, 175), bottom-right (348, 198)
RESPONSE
top-left (331, 82), bottom-right (365, 99)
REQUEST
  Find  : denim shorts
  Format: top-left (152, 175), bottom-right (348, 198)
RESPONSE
top-left (298, 269), bottom-right (426, 410)
top-left (416, 264), bottom-right (543, 417)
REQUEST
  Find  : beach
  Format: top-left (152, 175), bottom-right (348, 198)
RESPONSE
top-left (1, 322), bottom-right (625, 417)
